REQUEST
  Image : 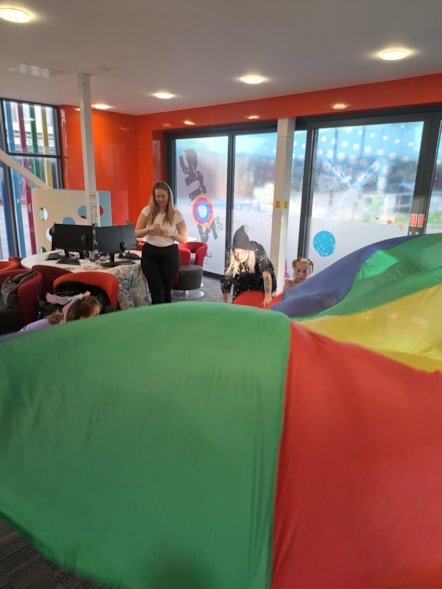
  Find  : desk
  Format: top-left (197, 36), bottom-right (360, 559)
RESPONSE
top-left (22, 252), bottom-right (151, 310)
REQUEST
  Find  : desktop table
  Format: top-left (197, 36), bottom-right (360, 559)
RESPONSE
top-left (21, 252), bottom-right (151, 310)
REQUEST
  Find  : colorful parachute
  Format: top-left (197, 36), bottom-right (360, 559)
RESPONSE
top-left (272, 233), bottom-right (442, 372)
top-left (0, 233), bottom-right (441, 589)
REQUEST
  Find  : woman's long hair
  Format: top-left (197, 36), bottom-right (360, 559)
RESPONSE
top-left (146, 181), bottom-right (176, 226)
top-left (225, 249), bottom-right (256, 277)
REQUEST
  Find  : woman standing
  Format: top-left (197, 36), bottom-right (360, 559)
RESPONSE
top-left (135, 181), bottom-right (188, 304)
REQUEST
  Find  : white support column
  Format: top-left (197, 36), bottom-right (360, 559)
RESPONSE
top-left (78, 73), bottom-right (99, 225)
top-left (270, 118), bottom-right (295, 293)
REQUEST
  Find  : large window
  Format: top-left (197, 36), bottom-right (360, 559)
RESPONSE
top-left (0, 100), bottom-right (62, 258)
top-left (170, 108), bottom-right (442, 281)
top-left (303, 119), bottom-right (424, 272)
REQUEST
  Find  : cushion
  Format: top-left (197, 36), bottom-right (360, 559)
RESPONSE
top-left (174, 265), bottom-right (203, 291)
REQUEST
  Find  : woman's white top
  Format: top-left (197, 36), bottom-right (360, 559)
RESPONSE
top-left (141, 206), bottom-right (184, 247)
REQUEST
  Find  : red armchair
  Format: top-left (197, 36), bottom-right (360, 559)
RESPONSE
top-left (53, 271), bottom-right (120, 310)
top-left (0, 260), bottom-right (20, 273)
top-left (0, 269), bottom-right (43, 333)
top-left (32, 264), bottom-right (73, 298)
top-left (173, 241), bottom-right (208, 298)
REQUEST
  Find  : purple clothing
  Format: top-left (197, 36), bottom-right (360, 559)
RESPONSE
top-left (19, 318), bottom-right (54, 333)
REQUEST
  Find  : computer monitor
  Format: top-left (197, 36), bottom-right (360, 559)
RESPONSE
top-left (119, 222), bottom-right (137, 251)
top-left (95, 223), bottom-right (137, 263)
top-left (51, 223), bottom-right (94, 263)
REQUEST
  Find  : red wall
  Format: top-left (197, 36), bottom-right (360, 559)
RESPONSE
top-left (59, 106), bottom-right (139, 225)
top-left (60, 73), bottom-right (442, 225)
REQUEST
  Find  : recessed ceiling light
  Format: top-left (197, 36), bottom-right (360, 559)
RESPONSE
top-left (8, 64), bottom-right (64, 78)
top-left (379, 48), bottom-right (410, 61)
top-left (246, 114), bottom-right (260, 120)
top-left (240, 74), bottom-right (266, 85)
top-left (162, 122), bottom-right (172, 128)
top-left (183, 120), bottom-right (195, 126)
top-left (0, 7), bottom-right (32, 22)
top-left (331, 102), bottom-right (350, 110)
top-left (93, 103), bottom-right (111, 110)
top-left (153, 92), bottom-right (175, 100)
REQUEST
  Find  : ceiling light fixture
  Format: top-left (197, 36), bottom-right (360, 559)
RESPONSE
top-left (183, 120), bottom-right (195, 126)
top-left (379, 48), bottom-right (410, 61)
top-left (153, 92), bottom-right (175, 100)
top-left (240, 74), bottom-right (266, 85)
top-left (8, 64), bottom-right (64, 78)
top-left (93, 103), bottom-right (111, 110)
top-left (246, 114), bottom-right (260, 120)
top-left (331, 102), bottom-right (350, 110)
top-left (0, 7), bottom-right (32, 22)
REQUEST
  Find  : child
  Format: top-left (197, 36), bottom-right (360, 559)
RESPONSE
top-left (283, 257), bottom-right (314, 291)
top-left (19, 293), bottom-right (101, 333)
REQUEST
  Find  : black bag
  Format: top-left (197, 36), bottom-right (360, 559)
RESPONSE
top-left (0, 270), bottom-right (37, 310)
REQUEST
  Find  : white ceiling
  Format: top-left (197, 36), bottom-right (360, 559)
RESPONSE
top-left (0, 0), bottom-right (441, 116)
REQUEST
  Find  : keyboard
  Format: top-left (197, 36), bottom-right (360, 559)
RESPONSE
top-left (56, 257), bottom-right (81, 265)
top-left (45, 252), bottom-right (62, 261)
top-left (100, 260), bottom-right (135, 268)
top-left (122, 252), bottom-right (141, 260)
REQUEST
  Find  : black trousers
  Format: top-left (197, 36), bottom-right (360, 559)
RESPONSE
top-left (141, 243), bottom-right (180, 304)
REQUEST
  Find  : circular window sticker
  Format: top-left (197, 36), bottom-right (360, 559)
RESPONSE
top-left (192, 195), bottom-right (214, 228)
top-left (313, 231), bottom-right (336, 257)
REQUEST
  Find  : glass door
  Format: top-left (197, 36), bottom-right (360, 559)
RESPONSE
top-left (174, 136), bottom-right (228, 274)
top-left (173, 127), bottom-right (278, 275)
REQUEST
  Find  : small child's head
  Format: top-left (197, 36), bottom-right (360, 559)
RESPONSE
top-left (292, 257), bottom-right (314, 283)
top-left (64, 294), bottom-right (101, 322)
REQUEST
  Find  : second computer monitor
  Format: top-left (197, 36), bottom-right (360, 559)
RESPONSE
top-left (96, 223), bottom-right (137, 260)
top-left (119, 223), bottom-right (137, 251)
